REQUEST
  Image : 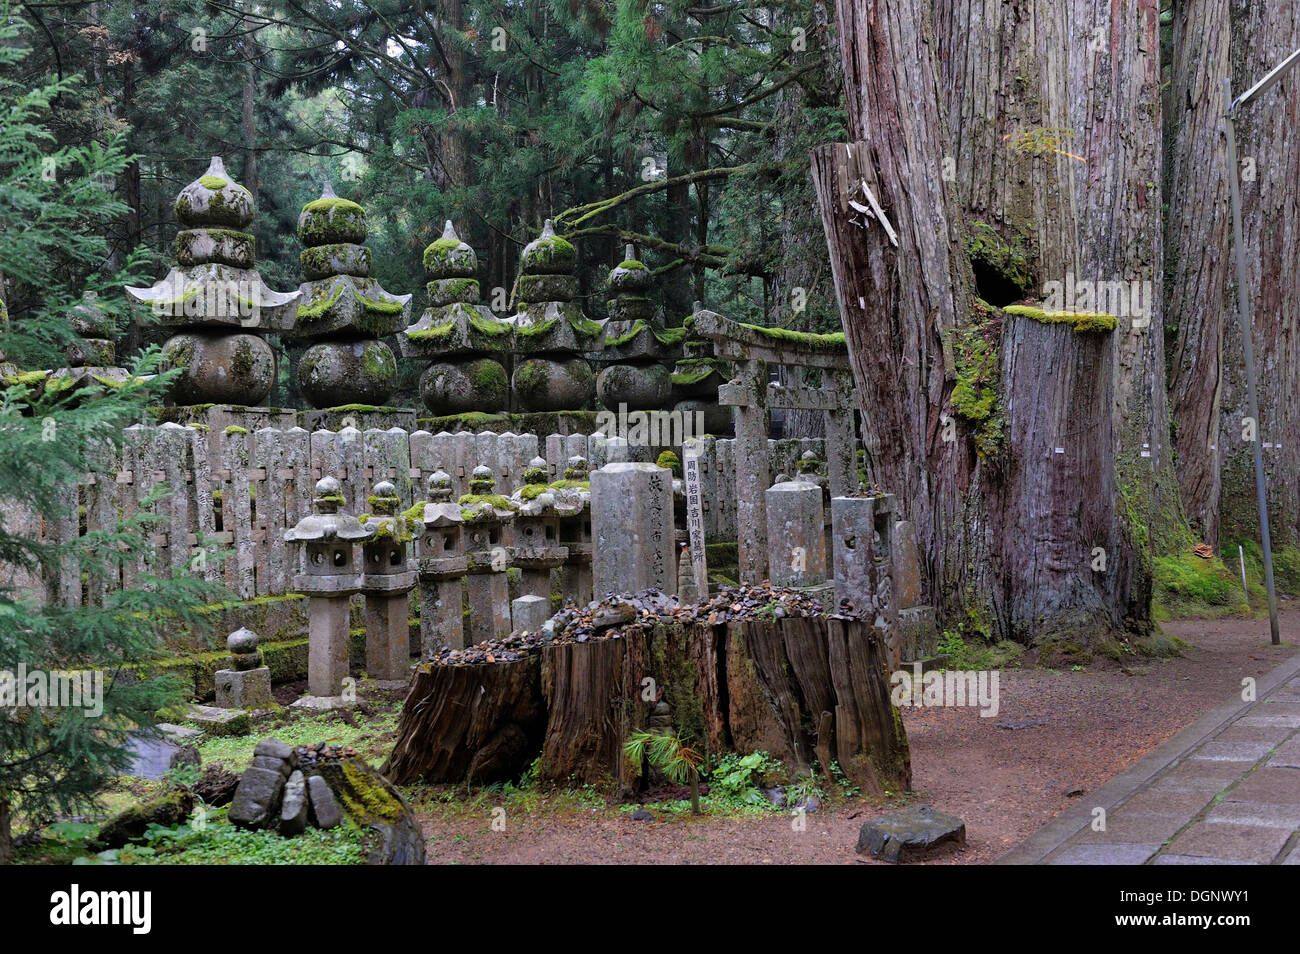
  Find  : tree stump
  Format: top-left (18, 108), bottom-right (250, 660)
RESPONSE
top-left (384, 616), bottom-right (909, 796)
top-left (383, 657), bottom-right (544, 784)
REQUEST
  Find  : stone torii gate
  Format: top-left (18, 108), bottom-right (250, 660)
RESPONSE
top-left (693, 307), bottom-right (859, 582)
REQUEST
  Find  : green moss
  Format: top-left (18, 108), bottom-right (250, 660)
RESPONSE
top-left (468, 312), bottom-right (511, 337)
top-left (605, 319), bottom-right (647, 347)
top-left (422, 237), bottom-right (467, 273)
top-left (404, 319), bottom-right (455, 342)
top-left (303, 197), bottom-right (364, 216)
top-left (949, 299), bottom-right (1005, 459)
top-left (297, 282), bottom-right (344, 321)
top-left (198, 175), bottom-right (228, 190)
top-left (458, 493), bottom-right (517, 512)
top-left (617, 259), bottom-right (647, 271)
top-left (515, 317), bottom-right (559, 337)
top-left (548, 479), bottom-right (590, 492)
top-left (359, 295), bottom-right (404, 315)
top-left (966, 221), bottom-right (1034, 291)
top-left (519, 484), bottom-right (548, 501)
top-left (652, 324), bottom-right (689, 347)
top-left (741, 322), bottom-right (847, 351)
top-left (1003, 304), bottom-right (1117, 334)
top-left (1153, 551), bottom-right (1248, 619)
top-left (224, 425), bottom-right (248, 436)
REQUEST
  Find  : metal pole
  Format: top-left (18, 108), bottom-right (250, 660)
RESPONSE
top-left (1223, 78), bottom-right (1281, 645)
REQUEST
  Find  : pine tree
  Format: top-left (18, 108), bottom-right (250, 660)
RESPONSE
top-left (0, 20), bottom-right (225, 863)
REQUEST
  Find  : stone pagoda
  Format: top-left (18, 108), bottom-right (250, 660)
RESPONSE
top-left (507, 220), bottom-right (603, 413)
top-left (593, 244), bottom-right (680, 415)
top-left (290, 182), bottom-right (412, 429)
top-left (670, 303), bottom-right (732, 435)
top-left (125, 156), bottom-right (299, 411)
top-left (398, 221), bottom-right (513, 419)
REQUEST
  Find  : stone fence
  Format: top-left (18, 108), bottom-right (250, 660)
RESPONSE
top-left (27, 423), bottom-right (833, 606)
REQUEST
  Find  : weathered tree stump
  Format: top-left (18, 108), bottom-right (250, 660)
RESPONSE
top-left (385, 616), bottom-right (909, 795)
top-left (538, 630), bottom-right (650, 789)
top-left (383, 657), bottom-right (544, 784)
top-left (726, 617), bottom-right (909, 794)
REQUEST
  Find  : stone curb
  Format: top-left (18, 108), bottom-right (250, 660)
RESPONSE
top-left (995, 647), bottom-right (1300, 865)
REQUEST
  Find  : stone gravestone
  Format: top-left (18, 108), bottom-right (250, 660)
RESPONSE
top-left (512, 594), bottom-right (552, 633)
top-left (766, 479), bottom-right (827, 586)
top-left (590, 462), bottom-right (676, 596)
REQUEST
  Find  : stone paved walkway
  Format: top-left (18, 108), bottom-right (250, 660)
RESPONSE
top-left (998, 650), bottom-right (1300, 865)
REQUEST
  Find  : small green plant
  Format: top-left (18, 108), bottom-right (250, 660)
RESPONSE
top-left (710, 751), bottom-right (782, 807)
top-left (625, 731), bottom-right (704, 814)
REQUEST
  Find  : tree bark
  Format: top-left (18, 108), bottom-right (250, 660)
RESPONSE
top-left (382, 658), bottom-right (545, 784)
top-left (1166, 0), bottom-right (1300, 550)
top-left (813, 0), bottom-right (1165, 645)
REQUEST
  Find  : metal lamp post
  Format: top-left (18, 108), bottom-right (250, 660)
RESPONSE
top-left (1222, 51), bottom-right (1300, 646)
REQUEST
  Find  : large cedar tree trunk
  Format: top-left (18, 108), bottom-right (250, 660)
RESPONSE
top-left (1166, 1), bottom-right (1300, 550)
top-left (813, 0), bottom-right (1163, 646)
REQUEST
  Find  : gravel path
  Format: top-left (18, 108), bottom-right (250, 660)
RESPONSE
top-left (415, 609), bottom-right (1299, 864)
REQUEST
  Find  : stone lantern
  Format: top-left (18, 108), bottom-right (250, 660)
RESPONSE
top-left (284, 475), bottom-right (374, 698)
top-left (214, 626), bottom-right (273, 709)
top-left (360, 480), bottom-right (418, 681)
top-left (510, 457), bottom-right (568, 601)
top-left (460, 464), bottom-right (516, 644)
top-left (553, 455), bottom-right (594, 605)
top-left (416, 470), bottom-right (468, 655)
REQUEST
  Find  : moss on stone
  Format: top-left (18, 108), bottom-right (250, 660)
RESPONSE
top-left (198, 175), bottom-right (228, 189)
top-left (224, 425), bottom-right (248, 436)
top-left (359, 294), bottom-right (404, 315)
top-left (297, 281), bottom-right (344, 321)
top-left (605, 320), bottom-right (647, 347)
top-left (404, 319), bottom-right (455, 342)
top-left (468, 312), bottom-right (511, 338)
top-left (741, 322), bottom-right (847, 351)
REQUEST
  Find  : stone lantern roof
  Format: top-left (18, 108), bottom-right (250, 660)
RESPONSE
top-left (285, 476), bottom-right (375, 543)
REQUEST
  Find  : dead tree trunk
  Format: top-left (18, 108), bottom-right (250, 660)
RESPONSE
top-left (538, 632), bottom-right (651, 789)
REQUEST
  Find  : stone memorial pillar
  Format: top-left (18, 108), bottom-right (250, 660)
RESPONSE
top-left (214, 627), bottom-right (273, 708)
top-left (766, 479), bottom-right (827, 586)
top-left (359, 481), bottom-right (418, 681)
top-left (590, 461), bottom-right (675, 596)
top-left (461, 465), bottom-right (516, 643)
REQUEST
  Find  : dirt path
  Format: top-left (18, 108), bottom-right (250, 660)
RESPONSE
top-left (414, 609), bottom-right (1300, 864)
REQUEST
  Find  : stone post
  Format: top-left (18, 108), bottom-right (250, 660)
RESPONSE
top-left (555, 456), bottom-right (593, 606)
top-left (831, 492), bottom-right (900, 667)
top-left (766, 479), bottom-right (827, 586)
top-left (416, 470), bottom-right (468, 655)
top-left (590, 461), bottom-right (676, 596)
top-left (512, 594), bottom-right (552, 633)
top-left (731, 359), bottom-right (770, 582)
top-left (360, 480), bottom-right (418, 681)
